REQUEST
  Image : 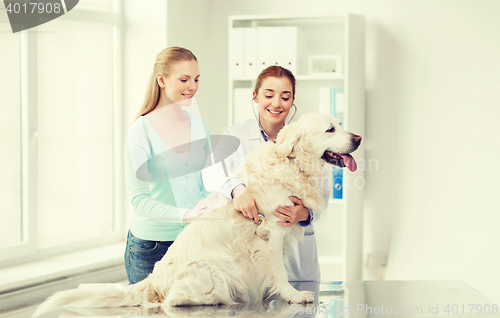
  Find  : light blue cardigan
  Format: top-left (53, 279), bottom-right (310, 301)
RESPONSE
top-left (124, 112), bottom-right (211, 241)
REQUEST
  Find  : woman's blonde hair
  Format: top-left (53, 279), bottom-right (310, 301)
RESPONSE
top-left (136, 47), bottom-right (197, 120)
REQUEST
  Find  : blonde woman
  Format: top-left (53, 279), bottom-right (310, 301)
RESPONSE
top-left (124, 47), bottom-right (212, 284)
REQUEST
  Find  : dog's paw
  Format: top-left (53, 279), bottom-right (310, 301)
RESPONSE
top-left (287, 290), bottom-right (314, 304)
top-left (165, 289), bottom-right (190, 307)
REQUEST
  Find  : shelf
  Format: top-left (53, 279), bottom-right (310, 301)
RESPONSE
top-left (230, 14), bottom-right (346, 29)
top-left (228, 13), bottom-right (365, 280)
top-left (296, 74), bottom-right (345, 80)
top-left (230, 77), bottom-right (255, 81)
top-left (231, 74), bottom-right (344, 81)
top-left (229, 14), bottom-right (346, 22)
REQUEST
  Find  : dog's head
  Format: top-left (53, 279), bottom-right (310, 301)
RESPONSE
top-left (276, 113), bottom-right (361, 172)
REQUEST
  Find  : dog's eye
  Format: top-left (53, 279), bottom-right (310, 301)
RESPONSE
top-left (326, 127), bottom-right (335, 133)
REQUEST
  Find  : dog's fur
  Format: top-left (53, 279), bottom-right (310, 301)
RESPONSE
top-left (33, 113), bottom-right (361, 317)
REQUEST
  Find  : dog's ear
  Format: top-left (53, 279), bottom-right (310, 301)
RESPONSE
top-left (276, 125), bottom-right (304, 158)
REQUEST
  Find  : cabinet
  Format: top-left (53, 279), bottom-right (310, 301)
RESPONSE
top-left (227, 14), bottom-right (365, 281)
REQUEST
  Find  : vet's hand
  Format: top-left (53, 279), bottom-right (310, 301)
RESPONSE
top-left (232, 184), bottom-right (260, 223)
top-left (274, 196), bottom-right (310, 227)
top-left (183, 198), bottom-right (211, 222)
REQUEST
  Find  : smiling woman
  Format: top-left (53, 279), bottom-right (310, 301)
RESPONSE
top-left (123, 46), bottom-right (214, 285)
top-left (202, 65), bottom-right (331, 282)
top-left (252, 66), bottom-right (296, 142)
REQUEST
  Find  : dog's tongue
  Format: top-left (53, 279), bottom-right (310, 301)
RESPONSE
top-left (340, 154), bottom-right (357, 172)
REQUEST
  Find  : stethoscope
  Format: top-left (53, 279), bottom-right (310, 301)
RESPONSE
top-left (250, 98), bottom-right (298, 136)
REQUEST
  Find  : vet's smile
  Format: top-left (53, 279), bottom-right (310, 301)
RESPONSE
top-left (267, 109), bottom-right (283, 115)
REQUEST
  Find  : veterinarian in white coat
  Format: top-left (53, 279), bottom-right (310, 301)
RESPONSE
top-left (203, 66), bottom-right (330, 281)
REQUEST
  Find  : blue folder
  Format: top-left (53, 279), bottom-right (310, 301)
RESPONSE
top-left (333, 167), bottom-right (343, 199)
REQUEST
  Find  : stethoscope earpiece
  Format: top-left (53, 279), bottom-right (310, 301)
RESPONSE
top-left (288, 103), bottom-right (298, 124)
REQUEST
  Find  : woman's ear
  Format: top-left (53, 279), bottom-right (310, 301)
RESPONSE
top-left (276, 124), bottom-right (303, 158)
top-left (156, 73), bottom-right (166, 88)
top-left (252, 91), bottom-right (258, 103)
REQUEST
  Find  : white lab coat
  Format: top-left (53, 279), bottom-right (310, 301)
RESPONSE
top-left (203, 118), bottom-right (330, 281)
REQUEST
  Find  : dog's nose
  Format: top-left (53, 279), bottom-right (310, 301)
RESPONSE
top-left (352, 135), bottom-right (362, 144)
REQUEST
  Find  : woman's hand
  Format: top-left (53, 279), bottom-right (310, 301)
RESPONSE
top-left (183, 198), bottom-right (212, 222)
top-left (273, 196), bottom-right (310, 227)
top-left (232, 184), bottom-right (260, 223)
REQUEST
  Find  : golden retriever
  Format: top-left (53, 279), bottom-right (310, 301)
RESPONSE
top-left (33, 113), bottom-right (361, 317)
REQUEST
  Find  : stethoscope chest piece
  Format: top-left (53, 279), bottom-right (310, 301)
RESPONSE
top-left (254, 213), bottom-right (265, 225)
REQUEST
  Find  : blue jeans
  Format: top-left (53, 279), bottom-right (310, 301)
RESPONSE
top-left (124, 231), bottom-right (174, 284)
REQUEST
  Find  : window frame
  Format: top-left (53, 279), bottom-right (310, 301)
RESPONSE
top-left (0, 1), bottom-right (125, 266)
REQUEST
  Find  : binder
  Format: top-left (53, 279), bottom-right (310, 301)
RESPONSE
top-left (330, 87), bottom-right (343, 200)
top-left (269, 27), bottom-right (284, 69)
top-left (257, 27), bottom-right (272, 72)
top-left (229, 28), bottom-right (244, 78)
top-left (330, 87), bottom-right (336, 117)
top-left (333, 167), bottom-right (343, 199)
top-left (257, 27), bottom-right (283, 73)
top-left (335, 88), bottom-right (344, 124)
top-left (319, 87), bottom-right (331, 115)
top-left (282, 26), bottom-right (298, 74)
top-left (243, 27), bottom-right (258, 78)
top-left (335, 89), bottom-right (344, 113)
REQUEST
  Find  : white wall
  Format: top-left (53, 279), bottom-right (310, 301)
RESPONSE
top-left (166, 0), bottom-right (220, 128)
top-left (167, 0), bottom-right (244, 134)
top-left (165, 0), bottom-right (500, 303)
top-left (123, 0), bottom-right (167, 125)
top-left (384, 0), bottom-right (500, 304)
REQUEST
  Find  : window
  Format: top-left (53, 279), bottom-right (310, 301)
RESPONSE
top-left (0, 0), bottom-right (123, 264)
top-left (0, 24), bottom-right (22, 250)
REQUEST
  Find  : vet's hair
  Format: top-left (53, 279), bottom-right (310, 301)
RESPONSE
top-left (254, 65), bottom-right (296, 98)
top-left (136, 47), bottom-right (197, 120)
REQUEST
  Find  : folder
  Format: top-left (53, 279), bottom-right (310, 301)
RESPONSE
top-left (229, 28), bottom-right (244, 78)
top-left (269, 27), bottom-right (284, 69)
top-left (243, 27), bottom-right (258, 78)
top-left (257, 27), bottom-right (272, 73)
top-left (282, 26), bottom-right (298, 74)
top-left (335, 90), bottom-right (344, 113)
top-left (331, 88), bottom-right (343, 200)
top-left (334, 89), bottom-right (344, 124)
top-left (333, 167), bottom-right (343, 199)
top-left (330, 87), bottom-right (336, 117)
top-left (319, 87), bottom-right (331, 115)
top-left (257, 27), bottom-right (283, 73)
